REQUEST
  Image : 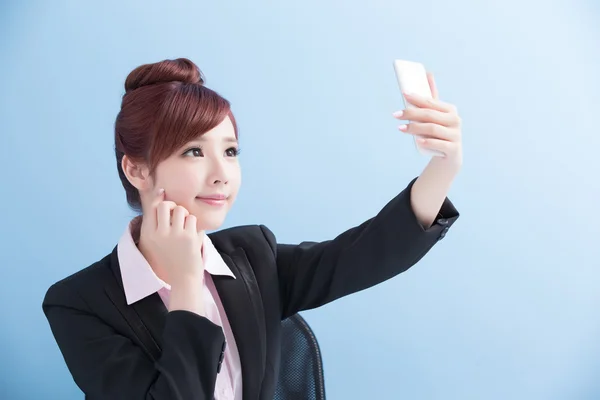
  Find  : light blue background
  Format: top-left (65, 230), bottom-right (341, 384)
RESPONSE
top-left (1, 1), bottom-right (599, 399)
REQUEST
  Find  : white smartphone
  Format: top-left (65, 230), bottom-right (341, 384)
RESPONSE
top-left (393, 59), bottom-right (444, 157)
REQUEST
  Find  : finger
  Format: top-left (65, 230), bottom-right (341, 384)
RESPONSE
top-left (141, 188), bottom-right (165, 232)
top-left (184, 214), bottom-right (197, 233)
top-left (427, 72), bottom-right (439, 100)
top-left (156, 200), bottom-right (178, 234)
top-left (399, 122), bottom-right (458, 141)
top-left (171, 206), bottom-right (190, 232)
top-left (402, 92), bottom-right (456, 114)
top-left (395, 107), bottom-right (458, 127)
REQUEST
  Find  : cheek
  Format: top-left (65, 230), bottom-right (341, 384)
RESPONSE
top-left (156, 164), bottom-right (201, 201)
top-left (228, 165), bottom-right (242, 196)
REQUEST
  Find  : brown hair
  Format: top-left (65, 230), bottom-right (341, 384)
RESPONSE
top-left (114, 58), bottom-right (238, 212)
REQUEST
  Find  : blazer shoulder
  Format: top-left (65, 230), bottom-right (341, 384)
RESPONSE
top-left (42, 248), bottom-right (116, 309)
top-left (208, 224), bottom-right (276, 255)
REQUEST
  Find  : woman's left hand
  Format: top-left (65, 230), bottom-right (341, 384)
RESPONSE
top-left (393, 72), bottom-right (463, 168)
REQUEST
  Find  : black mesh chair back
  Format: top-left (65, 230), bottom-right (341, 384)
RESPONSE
top-left (273, 313), bottom-right (326, 400)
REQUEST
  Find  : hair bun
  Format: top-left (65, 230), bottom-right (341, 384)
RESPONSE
top-left (124, 58), bottom-right (205, 92)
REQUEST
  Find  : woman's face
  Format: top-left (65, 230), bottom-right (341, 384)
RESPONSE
top-left (147, 116), bottom-right (241, 232)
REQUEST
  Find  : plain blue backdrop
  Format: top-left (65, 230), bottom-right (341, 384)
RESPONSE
top-left (1, 1), bottom-right (599, 399)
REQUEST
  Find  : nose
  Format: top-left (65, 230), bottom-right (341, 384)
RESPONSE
top-left (206, 158), bottom-right (228, 186)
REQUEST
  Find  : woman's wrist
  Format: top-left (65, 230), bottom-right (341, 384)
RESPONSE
top-left (168, 272), bottom-right (205, 316)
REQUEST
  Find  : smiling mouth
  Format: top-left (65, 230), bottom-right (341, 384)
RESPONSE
top-left (196, 196), bottom-right (228, 206)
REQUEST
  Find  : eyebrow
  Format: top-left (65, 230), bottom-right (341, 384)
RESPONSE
top-left (195, 137), bottom-right (238, 143)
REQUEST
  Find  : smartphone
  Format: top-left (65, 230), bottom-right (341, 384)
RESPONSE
top-left (393, 59), bottom-right (444, 157)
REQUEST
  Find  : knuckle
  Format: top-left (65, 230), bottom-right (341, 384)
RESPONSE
top-left (182, 232), bottom-right (196, 245)
top-left (425, 123), bottom-right (438, 135)
top-left (186, 216), bottom-right (197, 228)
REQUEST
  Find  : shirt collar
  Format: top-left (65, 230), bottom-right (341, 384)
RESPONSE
top-left (117, 220), bottom-right (235, 305)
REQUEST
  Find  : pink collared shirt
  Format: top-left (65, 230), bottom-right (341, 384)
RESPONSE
top-left (117, 222), bottom-right (243, 400)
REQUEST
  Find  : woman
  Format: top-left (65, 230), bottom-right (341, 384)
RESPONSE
top-left (42, 58), bottom-right (461, 399)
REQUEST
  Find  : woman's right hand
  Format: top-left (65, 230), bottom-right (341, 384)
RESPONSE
top-left (139, 188), bottom-right (206, 314)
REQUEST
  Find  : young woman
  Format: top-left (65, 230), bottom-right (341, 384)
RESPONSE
top-left (42, 58), bottom-right (461, 399)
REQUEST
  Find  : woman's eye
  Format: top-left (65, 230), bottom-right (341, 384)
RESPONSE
top-left (225, 147), bottom-right (241, 157)
top-left (183, 147), bottom-right (203, 157)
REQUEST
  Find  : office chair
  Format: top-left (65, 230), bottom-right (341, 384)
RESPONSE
top-left (274, 313), bottom-right (326, 400)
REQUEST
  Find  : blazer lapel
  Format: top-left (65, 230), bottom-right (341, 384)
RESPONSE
top-left (105, 244), bottom-right (267, 398)
top-left (105, 246), bottom-right (167, 362)
top-left (214, 248), bottom-right (266, 400)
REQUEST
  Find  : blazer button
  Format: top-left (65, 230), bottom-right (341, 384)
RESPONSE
top-left (217, 347), bottom-right (225, 374)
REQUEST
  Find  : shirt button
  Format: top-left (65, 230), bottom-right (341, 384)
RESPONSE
top-left (437, 218), bottom-right (448, 226)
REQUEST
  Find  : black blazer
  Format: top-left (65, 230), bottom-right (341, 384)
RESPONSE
top-left (42, 179), bottom-right (458, 400)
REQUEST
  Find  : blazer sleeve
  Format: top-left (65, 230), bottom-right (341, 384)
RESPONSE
top-left (42, 281), bottom-right (226, 400)
top-left (260, 177), bottom-right (459, 320)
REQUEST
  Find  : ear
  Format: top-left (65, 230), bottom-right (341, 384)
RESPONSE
top-left (121, 155), bottom-right (152, 191)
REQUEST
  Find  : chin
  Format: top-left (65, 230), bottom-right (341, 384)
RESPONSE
top-left (191, 199), bottom-right (233, 232)
top-left (196, 216), bottom-right (226, 232)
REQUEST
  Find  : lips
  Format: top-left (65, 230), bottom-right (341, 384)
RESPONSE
top-left (196, 194), bottom-right (228, 206)
top-left (196, 194), bottom-right (227, 200)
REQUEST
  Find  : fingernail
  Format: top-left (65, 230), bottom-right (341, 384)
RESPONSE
top-left (157, 188), bottom-right (165, 195)
top-left (393, 110), bottom-right (404, 118)
top-left (403, 92), bottom-right (413, 97)
top-left (398, 124), bottom-right (408, 131)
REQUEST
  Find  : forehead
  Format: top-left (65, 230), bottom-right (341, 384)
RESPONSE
top-left (196, 116), bottom-right (237, 143)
